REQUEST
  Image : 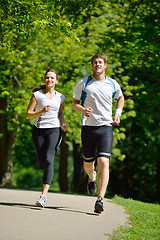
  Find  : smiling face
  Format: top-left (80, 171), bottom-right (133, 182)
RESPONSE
top-left (92, 57), bottom-right (107, 76)
top-left (45, 71), bottom-right (58, 89)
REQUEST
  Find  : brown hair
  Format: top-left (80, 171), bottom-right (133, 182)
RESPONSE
top-left (44, 68), bottom-right (59, 81)
top-left (91, 53), bottom-right (107, 64)
top-left (32, 68), bottom-right (59, 92)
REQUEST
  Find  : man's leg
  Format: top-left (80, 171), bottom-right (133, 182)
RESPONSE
top-left (84, 161), bottom-right (97, 195)
top-left (94, 157), bottom-right (109, 213)
top-left (81, 126), bottom-right (96, 194)
top-left (84, 161), bottom-right (95, 180)
top-left (97, 157), bottom-right (109, 199)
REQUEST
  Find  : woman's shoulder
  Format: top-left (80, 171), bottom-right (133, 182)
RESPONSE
top-left (56, 91), bottom-right (65, 104)
top-left (56, 91), bottom-right (65, 98)
top-left (33, 89), bottom-right (43, 95)
top-left (33, 90), bottom-right (44, 100)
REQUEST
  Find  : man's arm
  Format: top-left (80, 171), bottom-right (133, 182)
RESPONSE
top-left (72, 98), bottom-right (93, 117)
top-left (114, 94), bottom-right (125, 125)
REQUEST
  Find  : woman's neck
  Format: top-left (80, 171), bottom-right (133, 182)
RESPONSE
top-left (43, 86), bottom-right (55, 94)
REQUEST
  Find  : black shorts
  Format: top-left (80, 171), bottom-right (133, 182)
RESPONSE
top-left (81, 125), bottom-right (113, 162)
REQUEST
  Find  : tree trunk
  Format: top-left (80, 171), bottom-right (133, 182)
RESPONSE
top-left (72, 140), bottom-right (87, 193)
top-left (59, 132), bottom-right (69, 192)
top-left (0, 97), bottom-right (18, 186)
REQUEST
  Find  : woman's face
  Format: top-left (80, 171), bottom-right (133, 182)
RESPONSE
top-left (45, 71), bottom-right (58, 88)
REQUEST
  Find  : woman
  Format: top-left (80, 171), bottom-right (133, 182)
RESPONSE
top-left (26, 68), bottom-right (68, 207)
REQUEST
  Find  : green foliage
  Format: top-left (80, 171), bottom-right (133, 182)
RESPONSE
top-left (109, 196), bottom-right (160, 240)
top-left (0, 0), bottom-right (77, 131)
top-left (13, 120), bottom-right (38, 169)
top-left (13, 167), bottom-right (43, 189)
top-left (1, 0), bottom-right (160, 202)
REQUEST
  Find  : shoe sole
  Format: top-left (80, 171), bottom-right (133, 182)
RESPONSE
top-left (94, 204), bottom-right (104, 214)
top-left (87, 185), bottom-right (96, 195)
top-left (36, 202), bottom-right (45, 207)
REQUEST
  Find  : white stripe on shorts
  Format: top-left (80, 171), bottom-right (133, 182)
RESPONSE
top-left (98, 152), bottom-right (111, 157)
top-left (83, 156), bottom-right (94, 160)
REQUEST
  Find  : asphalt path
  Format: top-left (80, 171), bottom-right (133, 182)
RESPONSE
top-left (0, 188), bottom-right (129, 240)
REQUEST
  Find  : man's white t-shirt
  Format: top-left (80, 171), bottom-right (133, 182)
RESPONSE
top-left (33, 90), bottom-right (65, 128)
top-left (73, 75), bottom-right (123, 126)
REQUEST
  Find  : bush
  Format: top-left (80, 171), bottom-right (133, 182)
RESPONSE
top-left (14, 167), bottom-right (43, 188)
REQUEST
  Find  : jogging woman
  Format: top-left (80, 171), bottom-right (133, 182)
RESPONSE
top-left (26, 68), bottom-right (68, 207)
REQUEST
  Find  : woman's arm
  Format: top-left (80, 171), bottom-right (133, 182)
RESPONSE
top-left (25, 95), bottom-right (50, 119)
top-left (58, 101), bottom-right (68, 131)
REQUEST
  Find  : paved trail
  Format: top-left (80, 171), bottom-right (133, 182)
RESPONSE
top-left (0, 188), bottom-right (129, 240)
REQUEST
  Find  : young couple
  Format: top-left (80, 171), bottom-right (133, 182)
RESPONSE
top-left (26, 53), bottom-right (124, 213)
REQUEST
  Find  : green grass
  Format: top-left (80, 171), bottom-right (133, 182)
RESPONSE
top-left (107, 195), bottom-right (160, 240)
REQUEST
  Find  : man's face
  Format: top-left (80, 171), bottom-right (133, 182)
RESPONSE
top-left (92, 58), bottom-right (107, 75)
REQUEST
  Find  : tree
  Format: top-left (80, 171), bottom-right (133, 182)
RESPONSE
top-left (58, 0), bottom-right (160, 201)
top-left (2, 0), bottom-right (159, 203)
top-left (0, 0), bottom-right (99, 187)
top-left (0, 0), bottom-right (76, 185)
top-left (103, 0), bottom-right (160, 202)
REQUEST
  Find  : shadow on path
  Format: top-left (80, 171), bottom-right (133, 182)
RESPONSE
top-left (0, 202), bottom-right (99, 216)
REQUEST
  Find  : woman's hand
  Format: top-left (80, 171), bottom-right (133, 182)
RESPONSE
top-left (42, 105), bottom-right (51, 113)
top-left (62, 124), bottom-right (68, 132)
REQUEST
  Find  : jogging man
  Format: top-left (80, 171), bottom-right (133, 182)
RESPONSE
top-left (72, 53), bottom-right (124, 213)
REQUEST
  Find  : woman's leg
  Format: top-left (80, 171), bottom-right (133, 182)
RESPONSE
top-left (42, 128), bottom-right (61, 188)
top-left (34, 127), bottom-right (61, 206)
top-left (32, 126), bottom-right (46, 169)
top-left (42, 184), bottom-right (50, 197)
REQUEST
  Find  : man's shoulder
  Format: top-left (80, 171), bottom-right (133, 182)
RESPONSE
top-left (76, 75), bottom-right (92, 87)
top-left (106, 76), bottom-right (121, 87)
top-left (80, 75), bottom-right (92, 82)
top-left (108, 76), bottom-right (120, 82)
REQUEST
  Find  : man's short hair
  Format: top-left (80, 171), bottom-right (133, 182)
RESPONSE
top-left (91, 53), bottom-right (107, 64)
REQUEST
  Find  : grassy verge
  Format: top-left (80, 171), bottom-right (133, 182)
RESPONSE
top-left (108, 195), bottom-right (160, 240)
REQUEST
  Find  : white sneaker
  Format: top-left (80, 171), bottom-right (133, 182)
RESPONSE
top-left (36, 194), bottom-right (47, 207)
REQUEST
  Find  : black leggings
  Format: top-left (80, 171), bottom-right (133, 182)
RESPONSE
top-left (32, 126), bottom-right (62, 185)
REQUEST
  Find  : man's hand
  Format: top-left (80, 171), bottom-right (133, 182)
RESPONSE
top-left (114, 114), bottom-right (120, 125)
top-left (84, 107), bottom-right (93, 117)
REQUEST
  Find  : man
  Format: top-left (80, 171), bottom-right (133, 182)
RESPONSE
top-left (72, 53), bottom-right (124, 213)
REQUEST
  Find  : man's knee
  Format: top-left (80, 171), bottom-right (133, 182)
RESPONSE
top-left (97, 157), bottom-right (109, 170)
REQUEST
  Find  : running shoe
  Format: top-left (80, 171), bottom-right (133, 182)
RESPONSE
top-left (36, 194), bottom-right (47, 207)
top-left (87, 171), bottom-right (97, 195)
top-left (94, 199), bottom-right (104, 213)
